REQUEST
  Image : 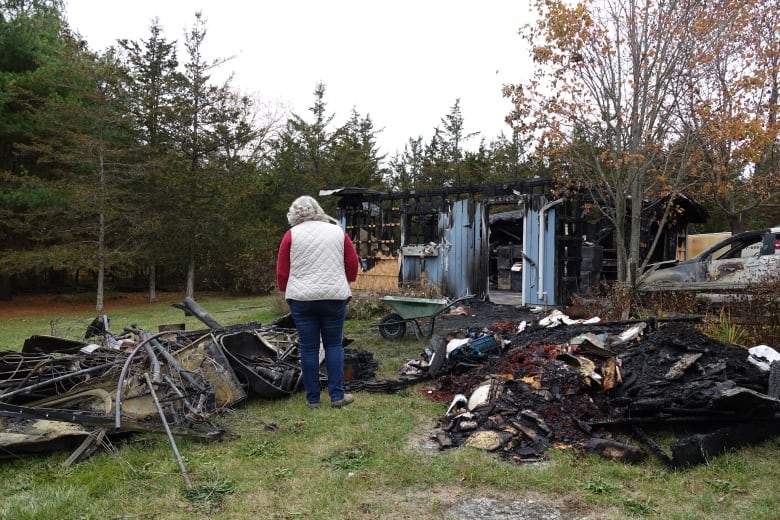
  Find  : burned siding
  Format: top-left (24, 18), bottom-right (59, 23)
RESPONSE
top-left (556, 198), bottom-right (587, 303)
top-left (326, 182), bottom-right (550, 301)
top-left (441, 198), bottom-right (487, 299)
top-left (399, 200), bottom-right (446, 289)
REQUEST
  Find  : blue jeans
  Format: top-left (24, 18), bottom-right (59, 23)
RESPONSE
top-left (288, 299), bottom-right (347, 404)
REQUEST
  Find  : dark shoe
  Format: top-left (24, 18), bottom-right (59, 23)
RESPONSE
top-left (330, 394), bottom-right (354, 408)
top-left (307, 402), bottom-right (320, 409)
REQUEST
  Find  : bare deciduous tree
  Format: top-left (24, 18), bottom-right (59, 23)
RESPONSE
top-left (505, 0), bottom-right (706, 284)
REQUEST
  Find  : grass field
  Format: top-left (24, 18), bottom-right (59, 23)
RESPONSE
top-left (0, 292), bottom-right (778, 519)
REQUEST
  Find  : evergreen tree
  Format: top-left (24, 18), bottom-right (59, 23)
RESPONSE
top-left (438, 99), bottom-right (479, 187)
top-left (0, 0), bottom-right (139, 304)
top-left (118, 18), bottom-right (181, 301)
top-left (168, 11), bottom-right (233, 298)
top-left (207, 89), bottom-right (280, 292)
top-left (485, 132), bottom-right (537, 183)
top-left (15, 42), bottom-right (137, 309)
top-left (385, 137), bottom-right (425, 192)
top-left (386, 100), bottom-right (484, 191)
top-left (328, 108), bottom-right (386, 190)
top-left (268, 82), bottom-right (336, 216)
top-left (0, 0), bottom-right (70, 298)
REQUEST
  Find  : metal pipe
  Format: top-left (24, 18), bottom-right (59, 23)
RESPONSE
top-left (144, 372), bottom-right (192, 488)
top-left (163, 375), bottom-right (202, 415)
top-left (143, 342), bottom-right (162, 383)
top-left (114, 331), bottom-right (170, 429)
top-left (522, 197), bottom-right (529, 306)
top-left (173, 296), bottom-right (222, 328)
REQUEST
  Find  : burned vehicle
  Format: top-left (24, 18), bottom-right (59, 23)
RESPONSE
top-left (639, 227), bottom-right (780, 295)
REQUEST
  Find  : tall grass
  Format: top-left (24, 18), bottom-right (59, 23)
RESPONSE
top-left (0, 293), bottom-right (779, 519)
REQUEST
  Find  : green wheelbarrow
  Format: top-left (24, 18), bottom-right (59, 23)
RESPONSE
top-left (377, 294), bottom-right (474, 340)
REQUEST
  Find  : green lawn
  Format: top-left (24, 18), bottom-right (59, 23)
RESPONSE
top-left (1, 293), bottom-right (778, 519)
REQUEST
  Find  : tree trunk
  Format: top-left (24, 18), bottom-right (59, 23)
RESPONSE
top-left (628, 173), bottom-right (643, 286)
top-left (613, 195), bottom-right (628, 284)
top-left (96, 262), bottom-right (105, 311)
top-left (148, 260), bottom-right (157, 303)
top-left (96, 209), bottom-right (105, 311)
top-left (728, 213), bottom-right (747, 234)
top-left (186, 243), bottom-right (195, 299)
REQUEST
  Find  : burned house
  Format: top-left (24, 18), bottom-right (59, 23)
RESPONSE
top-left (322, 180), bottom-right (707, 307)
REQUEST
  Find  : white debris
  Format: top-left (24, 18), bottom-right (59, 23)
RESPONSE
top-left (747, 344), bottom-right (780, 371)
top-left (446, 337), bottom-right (470, 356)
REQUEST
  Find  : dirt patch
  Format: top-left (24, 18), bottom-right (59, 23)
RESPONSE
top-left (364, 485), bottom-right (598, 520)
top-left (454, 496), bottom-right (593, 520)
top-left (404, 412), bottom-right (442, 455)
top-left (0, 291), bottom-right (183, 319)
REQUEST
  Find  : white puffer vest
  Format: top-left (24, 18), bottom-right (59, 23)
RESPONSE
top-left (285, 220), bottom-right (352, 301)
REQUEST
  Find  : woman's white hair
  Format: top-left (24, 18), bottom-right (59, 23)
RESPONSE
top-left (286, 195), bottom-right (337, 227)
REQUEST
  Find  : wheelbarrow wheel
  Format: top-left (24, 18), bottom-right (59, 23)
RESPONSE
top-left (378, 313), bottom-right (407, 340)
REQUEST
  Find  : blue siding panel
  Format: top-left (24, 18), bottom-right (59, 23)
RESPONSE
top-left (442, 199), bottom-right (486, 299)
top-left (522, 205), bottom-right (558, 306)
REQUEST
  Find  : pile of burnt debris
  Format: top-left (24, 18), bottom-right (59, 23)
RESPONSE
top-left (406, 305), bottom-right (780, 468)
top-left (2, 296), bottom-right (779, 472)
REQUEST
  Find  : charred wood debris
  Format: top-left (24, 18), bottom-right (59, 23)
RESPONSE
top-left (2, 298), bottom-right (780, 473)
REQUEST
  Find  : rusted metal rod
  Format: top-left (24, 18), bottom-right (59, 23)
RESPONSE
top-left (144, 372), bottom-right (192, 488)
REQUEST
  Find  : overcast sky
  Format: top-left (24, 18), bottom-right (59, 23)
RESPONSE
top-left (63, 1), bottom-right (534, 157)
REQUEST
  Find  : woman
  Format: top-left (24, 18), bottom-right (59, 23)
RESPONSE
top-left (276, 196), bottom-right (360, 408)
